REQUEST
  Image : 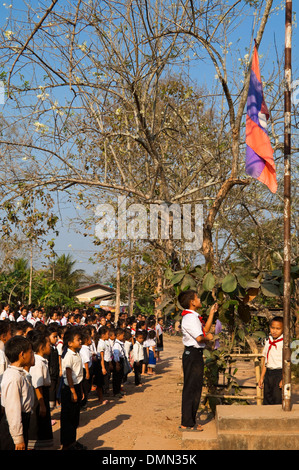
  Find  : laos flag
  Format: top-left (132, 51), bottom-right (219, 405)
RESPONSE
top-left (245, 45), bottom-right (277, 193)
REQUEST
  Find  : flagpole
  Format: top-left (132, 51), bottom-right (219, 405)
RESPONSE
top-left (282, 0), bottom-right (292, 412)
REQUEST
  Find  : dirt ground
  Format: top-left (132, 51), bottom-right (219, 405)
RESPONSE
top-left (51, 334), bottom-right (186, 450)
top-left (50, 335), bottom-right (299, 451)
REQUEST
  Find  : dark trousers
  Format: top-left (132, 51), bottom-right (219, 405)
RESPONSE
top-left (60, 383), bottom-right (82, 447)
top-left (0, 409), bottom-right (30, 450)
top-left (81, 368), bottom-right (92, 407)
top-left (263, 368), bottom-right (282, 405)
top-left (181, 347), bottom-right (204, 427)
top-left (134, 361), bottom-right (143, 385)
top-left (112, 359), bottom-right (124, 395)
top-left (103, 361), bottom-right (111, 394)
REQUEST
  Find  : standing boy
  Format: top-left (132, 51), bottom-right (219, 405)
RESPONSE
top-left (259, 316), bottom-right (284, 405)
top-left (132, 331), bottom-right (144, 386)
top-left (112, 328), bottom-right (125, 397)
top-left (178, 289), bottom-right (218, 431)
top-left (60, 327), bottom-right (86, 450)
top-left (0, 336), bottom-right (35, 450)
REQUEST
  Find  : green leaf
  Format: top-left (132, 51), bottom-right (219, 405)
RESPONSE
top-left (261, 282), bottom-right (281, 297)
top-left (164, 268), bottom-right (173, 280)
top-left (236, 274), bottom-right (248, 289)
top-left (246, 279), bottom-right (261, 289)
top-left (170, 271), bottom-right (185, 285)
top-left (222, 273), bottom-right (237, 293)
top-left (193, 266), bottom-right (205, 279)
top-left (237, 328), bottom-right (245, 341)
top-left (202, 272), bottom-right (216, 291)
top-left (180, 274), bottom-right (197, 290)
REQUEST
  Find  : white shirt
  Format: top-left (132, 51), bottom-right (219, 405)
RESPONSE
top-left (80, 344), bottom-right (92, 368)
top-left (56, 340), bottom-right (64, 356)
top-left (156, 324), bottom-right (163, 337)
top-left (0, 365), bottom-right (35, 445)
top-left (90, 339), bottom-right (97, 355)
top-left (0, 310), bottom-right (9, 320)
top-left (62, 348), bottom-right (83, 385)
top-left (262, 335), bottom-right (283, 369)
top-left (16, 314), bottom-right (27, 323)
top-left (133, 341), bottom-right (144, 362)
top-left (181, 309), bottom-right (205, 349)
top-left (0, 347), bottom-right (9, 385)
top-left (97, 339), bottom-right (111, 362)
top-left (28, 317), bottom-right (37, 327)
top-left (30, 354), bottom-right (51, 388)
top-left (113, 339), bottom-right (125, 362)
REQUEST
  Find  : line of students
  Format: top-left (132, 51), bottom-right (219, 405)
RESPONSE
top-left (0, 310), bottom-right (164, 450)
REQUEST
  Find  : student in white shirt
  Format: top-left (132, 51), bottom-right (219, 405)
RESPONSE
top-left (60, 327), bottom-right (86, 450)
top-left (0, 304), bottom-right (10, 321)
top-left (27, 330), bottom-right (53, 449)
top-left (97, 326), bottom-right (111, 396)
top-left (112, 328), bottom-right (125, 397)
top-left (132, 331), bottom-right (144, 386)
top-left (0, 321), bottom-right (12, 386)
top-left (16, 307), bottom-right (28, 323)
top-left (179, 289), bottom-right (217, 431)
top-left (259, 316), bottom-right (284, 405)
top-left (0, 335), bottom-right (35, 450)
top-left (79, 328), bottom-right (93, 409)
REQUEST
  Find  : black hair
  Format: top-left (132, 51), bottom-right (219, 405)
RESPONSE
top-left (63, 326), bottom-right (81, 350)
top-left (124, 329), bottom-right (132, 341)
top-left (47, 323), bottom-right (59, 334)
top-left (80, 328), bottom-right (91, 344)
top-left (10, 322), bottom-right (24, 336)
top-left (270, 316), bottom-right (283, 325)
top-left (141, 330), bottom-right (148, 340)
top-left (135, 330), bottom-right (144, 339)
top-left (0, 319), bottom-right (12, 337)
top-left (34, 322), bottom-right (48, 334)
top-left (148, 329), bottom-right (156, 340)
top-left (57, 325), bottom-right (67, 337)
top-left (115, 327), bottom-right (124, 337)
top-left (178, 289), bottom-right (197, 310)
top-left (16, 320), bottom-right (33, 334)
top-left (26, 329), bottom-right (49, 353)
top-left (99, 326), bottom-right (109, 337)
top-left (4, 335), bottom-right (32, 363)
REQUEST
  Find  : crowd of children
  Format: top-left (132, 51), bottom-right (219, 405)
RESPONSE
top-left (0, 303), bottom-right (164, 450)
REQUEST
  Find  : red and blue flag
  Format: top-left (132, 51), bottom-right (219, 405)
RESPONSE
top-left (245, 45), bottom-right (277, 193)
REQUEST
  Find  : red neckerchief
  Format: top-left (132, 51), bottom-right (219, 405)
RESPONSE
top-left (267, 335), bottom-right (283, 362)
top-left (181, 310), bottom-right (206, 337)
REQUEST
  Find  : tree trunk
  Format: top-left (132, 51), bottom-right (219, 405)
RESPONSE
top-left (202, 177), bottom-right (250, 269)
top-left (115, 242), bottom-right (121, 325)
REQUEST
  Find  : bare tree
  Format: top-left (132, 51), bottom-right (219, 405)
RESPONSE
top-left (0, 0), bottom-right (290, 279)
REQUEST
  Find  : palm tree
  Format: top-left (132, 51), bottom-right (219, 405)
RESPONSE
top-left (49, 254), bottom-right (85, 297)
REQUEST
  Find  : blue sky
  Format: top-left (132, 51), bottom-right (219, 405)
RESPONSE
top-left (51, 1), bottom-right (298, 276)
top-left (1, 1), bottom-right (298, 277)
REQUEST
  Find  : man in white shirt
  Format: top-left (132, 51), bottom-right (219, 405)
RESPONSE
top-left (179, 289), bottom-right (218, 431)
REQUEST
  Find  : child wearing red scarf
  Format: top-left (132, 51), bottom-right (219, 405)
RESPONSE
top-left (259, 316), bottom-right (283, 405)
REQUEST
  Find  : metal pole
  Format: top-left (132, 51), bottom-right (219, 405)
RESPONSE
top-left (282, 0), bottom-right (292, 411)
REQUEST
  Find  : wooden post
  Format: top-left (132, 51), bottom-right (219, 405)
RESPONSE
top-left (282, 0), bottom-right (292, 411)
